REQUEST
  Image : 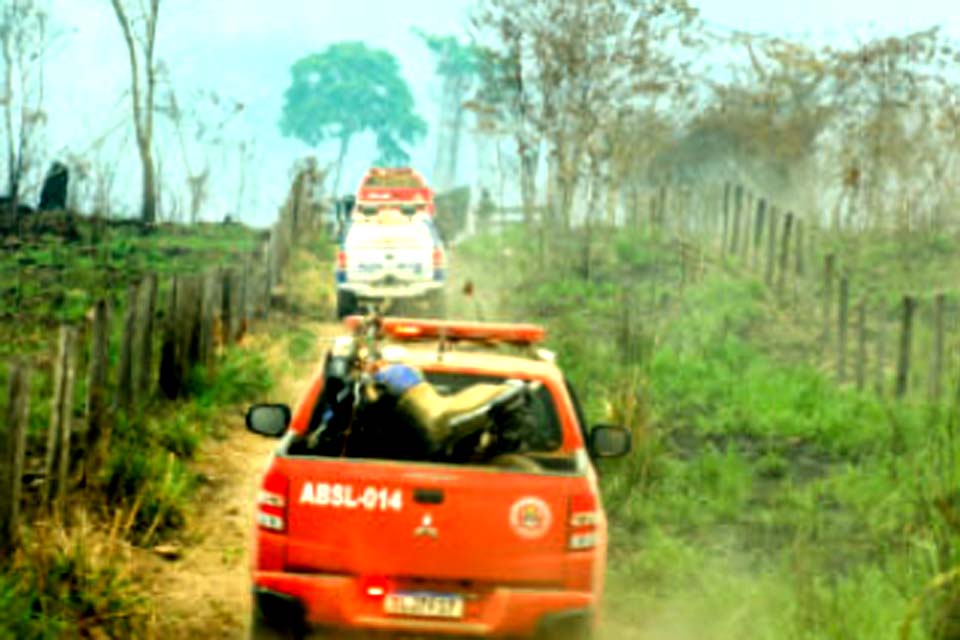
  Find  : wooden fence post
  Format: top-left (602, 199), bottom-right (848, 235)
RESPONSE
top-left (85, 299), bottom-right (110, 482)
top-left (200, 272), bottom-right (219, 367)
top-left (237, 263), bottom-right (249, 341)
top-left (55, 332), bottom-right (77, 517)
top-left (895, 295), bottom-right (916, 399)
top-left (182, 276), bottom-right (204, 369)
top-left (43, 325), bottom-right (76, 514)
top-left (265, 235), bottom-right (276, 316)
top-left (740, 190), bottom-right (752, 260)
top-left (752, 197), bottom-right (766, 271)
top-left (134, 274), bottom-right (157, 406)
top-left (1, 360), bottom-right (30, 555)
top-left (765, 206), bottom-right (779, 286)
top-left (721, 182), bottom-right (730, 255)
top-left (221, 268), bottom-right (235, 348)
top-left (821, 254), bottom-right (836, 352)
top-left (875, 319), bottom-right (886, 396)
top-left (777, 212), bottom-right (794, 297)
top-left (159, 276), bottom-right (182, 400)
top-left (115, 283), bottom-right (137, 414)
top-left (856, 299), bottom-right (867, 391)
top-left (837, 275), bottom-right (849, 383)
top-left (290, 170), bottom-right (303, 233)
top-left (618, 287), bottom-right (636, 365)
top-left (647, 195), bottom-right (657, 236)
top-left (930, 292), bottom-right (945, 401)
top-left (657, 186), bottom-right (667, 230)
top-left (794, 218), bottom-right (805, 277)
top-left (730, 184), bottom-right (743, 255)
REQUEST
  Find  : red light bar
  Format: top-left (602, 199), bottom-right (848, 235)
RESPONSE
top-left (343, 317), bottom-right (546, 345)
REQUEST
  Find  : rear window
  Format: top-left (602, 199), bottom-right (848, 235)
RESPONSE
top-left (425, 371), bottom-right (562, 452)
top-left (289, 368), bottom-right (567, 472)
top-left (362, 172), bottom-right (425, 188)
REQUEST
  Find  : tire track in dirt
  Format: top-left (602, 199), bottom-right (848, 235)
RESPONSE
top-left (131, 233), bottom-right (341, 638)
top-left (134, 317), bottom-right (342, 639)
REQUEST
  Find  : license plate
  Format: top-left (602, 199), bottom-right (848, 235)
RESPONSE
top-left (383, 592), bottom-right (464, 619)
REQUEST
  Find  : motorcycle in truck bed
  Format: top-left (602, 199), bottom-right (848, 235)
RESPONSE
top-left (245, 316), bottom-right (631, 639)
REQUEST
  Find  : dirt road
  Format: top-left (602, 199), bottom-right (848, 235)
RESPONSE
top-left (134, 316), bottom-right (340, 639)
top-left (127, 233), bottom-right (342, 638)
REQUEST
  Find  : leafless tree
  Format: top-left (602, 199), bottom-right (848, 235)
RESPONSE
top-left (684, 28), bottom-right (960, 233)
top-left (157, 85), bottom-right (244, 224)
top-left (473, 0), bottom-right (700, 229)
top-left (0, 0), bottom-right (49, 222)
top-left (109, 0), bottom-right (160, 225)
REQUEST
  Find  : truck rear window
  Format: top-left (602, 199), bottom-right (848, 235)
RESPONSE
top-left (425, 371), bottom-right (563, 452)
top-left (362, 174), bottom-right (425, 188)
top-left (288, 369), bottom-right (568, 472)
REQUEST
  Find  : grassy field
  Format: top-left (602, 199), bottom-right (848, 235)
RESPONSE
top-left (451, 224), bottom-right (960, 640)
top-left (0, 220), bottom-right (274, 639)
top-left (0, 221), bottom-right (264, 357)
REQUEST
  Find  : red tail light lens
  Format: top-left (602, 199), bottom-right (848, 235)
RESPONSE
top-left (432, 247), bottom-right (445, 268)
top-left (257, 468), bottom-right (288, 533)
top-left (568, 493), bottom-right (598, 551)
top-left (362, 575), bottom-right (389, 599)
top-left (337, 250), bottom-right (347, 269)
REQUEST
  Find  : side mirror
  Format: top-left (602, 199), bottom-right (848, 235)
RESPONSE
top-left (589, 425), bottom-right (632, 458)
top-left (246, 404), bottom-right (291, 437)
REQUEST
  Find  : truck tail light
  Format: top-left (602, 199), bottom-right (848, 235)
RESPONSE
top-left (337, 250), bottom-right (348, 269)
top-left (567, 493), bottom-right (598, 551)
top-left (257, 468), bottom-right (288, 533)
top-left (432, 246), bottom-right (445, 282)
top-left (362, 575), bottom-right (389, 598)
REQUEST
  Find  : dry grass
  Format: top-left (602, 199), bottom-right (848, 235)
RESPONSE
top-left (0, 510), bottom-right (148, 639)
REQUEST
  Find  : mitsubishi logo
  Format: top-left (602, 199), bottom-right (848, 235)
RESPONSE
top-left (414, 514), bottom-right (438, 539)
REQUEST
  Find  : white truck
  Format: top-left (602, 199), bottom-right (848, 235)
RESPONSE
top-left (335, 208), bottom-right (447, 319)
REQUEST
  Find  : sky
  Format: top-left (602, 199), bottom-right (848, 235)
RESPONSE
top-left (27, 0), bottom-right (960, 227)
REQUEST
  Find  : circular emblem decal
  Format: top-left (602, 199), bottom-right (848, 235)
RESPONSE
top-left (509, 497), bottom-right (552, 539)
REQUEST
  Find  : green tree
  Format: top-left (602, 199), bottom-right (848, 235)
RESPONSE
top-left (279, 42), bottom-right (427, 195)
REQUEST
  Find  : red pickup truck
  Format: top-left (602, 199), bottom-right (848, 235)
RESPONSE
top-left (245, 318), bottom-right (631, 639)
top-left (355, 167), bottom-right (436, 216)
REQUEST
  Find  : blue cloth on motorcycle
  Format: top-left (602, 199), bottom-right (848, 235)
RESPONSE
top-left (374, 364), bottom-right (424, 396)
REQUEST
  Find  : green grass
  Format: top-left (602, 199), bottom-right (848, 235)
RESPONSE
top-left (456, 225), bottom-right (960, 640)
top-left (0, 220), bottom-right (263, 356)
top-left (0, 519), bottom-right (147, 639)
top-left (287, 327), bottom-right (319, 362)
top-left (101, 348), bottom-right (272, 542)
top-left (2, 219), bottom-right (272, 540)
top-left (0, 214), bottom-right (280, 636)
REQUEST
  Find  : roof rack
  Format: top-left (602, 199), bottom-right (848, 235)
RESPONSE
top-left (343, 316), bottom-right (546, 346)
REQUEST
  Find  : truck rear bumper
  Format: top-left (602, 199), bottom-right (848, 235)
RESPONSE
top-left (339, 281), bottom-right (443, 299)
top-left (253, 572), bottom-right (594, 638)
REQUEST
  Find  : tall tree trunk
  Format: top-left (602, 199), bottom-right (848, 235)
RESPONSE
top-left (140, 139), bottom-right (156, 224)
top-left (432, 75), bottom-right (455, 191)
top-left (518, 141), bottom-right (539, 227)
top-left (545, 146), bottom-right (560, 226)
top-left (444, 76), bottom-right (468, 189)
top-left (557, 139), bottom-right (580, 230)
top-left (110, 0), bottom-right (159, 224)
top-left (2, 27), bottom-right (18, 222)
top-left (332, 134), bottom-right (350, 197)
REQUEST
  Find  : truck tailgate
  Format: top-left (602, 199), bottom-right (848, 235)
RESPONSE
top-left (344, 222), bottom-right (434, 285)
top-left (280, 457), bottom-right (572, 585)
